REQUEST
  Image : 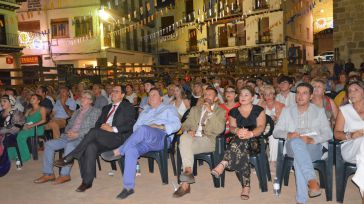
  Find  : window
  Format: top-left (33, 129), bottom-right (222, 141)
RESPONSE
top-left (188, 29), bottom-right (198, 52)
top-left (141, 29), bottom-right (145, 52)
top-left (147, 30), bottom-right (151, 52)
top-left (133, 29), bottom-right (138, 51)
top-left (74, 16), bottom-right (93, 37)
top-left (0, 15), bottom-right (6, 45)
top-left (218, 25), bottom-right (228, 47)
top-left (254, 0), bottom-right (268, 10)
top-left (161, 16), bottom-right (174, 36)
top-left (103, 24), bottom-right (111, 47)
top-left (306, 27), bottom-right (310, 40)
top-left (258, 17), bottom-right (270, 43)
top-left (115, 26), bottom-right (121, 48)
top-left (236, 22), bottom-right (246, 46)
top-left (185, 0), bottom-right (194, 22)
top-left (18, 21), bottom-right (40, 32)
top-left (123, 0), bottom-right (129, 16)
top-left (126, 31), bottom-right (131, 50)
top-left (51, 18), bottom-right (69, 38)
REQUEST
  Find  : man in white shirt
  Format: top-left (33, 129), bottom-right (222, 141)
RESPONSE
top-left (273, 82), bottom-right (332, 204)
top-left (276, 75), bottom-right (296, 107)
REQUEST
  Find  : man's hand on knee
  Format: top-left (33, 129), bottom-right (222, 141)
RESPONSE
top-left (300, 136), bottom-right (314, 144)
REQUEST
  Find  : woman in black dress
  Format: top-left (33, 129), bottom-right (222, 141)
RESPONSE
top-left (211, 86), bottom-right (266, 200)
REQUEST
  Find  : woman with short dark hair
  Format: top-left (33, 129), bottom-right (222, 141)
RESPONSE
top-left (211, 86), bottom-right (266, 200)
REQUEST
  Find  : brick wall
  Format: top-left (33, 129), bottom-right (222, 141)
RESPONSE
top-left (333, 0), bottom-right (364, 67)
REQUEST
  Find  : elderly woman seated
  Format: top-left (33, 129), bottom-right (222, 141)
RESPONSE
top-left (334, 80), bottom-right (364, 203)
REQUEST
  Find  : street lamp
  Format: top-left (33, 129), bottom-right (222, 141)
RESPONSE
top-left (98, 9), bottom-right (117, 23)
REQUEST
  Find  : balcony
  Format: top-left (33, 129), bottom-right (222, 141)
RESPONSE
top-left (0, 0), bottom-right (22, 11)
top-left (256, 35), bottom-right (272, 44)
top-left (0, 32), bottom-right (23, 53)
top-left (186, 41), bottom-right (198, 52)
top-left (253, 0), bottom-right (269, 11)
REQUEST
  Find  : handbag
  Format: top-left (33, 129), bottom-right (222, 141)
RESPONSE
top-left (225, 132), bottom-right (261, 155)
top-left (248, 137), bottom-right (260, 155)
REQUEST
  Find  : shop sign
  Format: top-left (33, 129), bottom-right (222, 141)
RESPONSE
top-left (20, 55), bottom-right (39, 65)
top-left (6, 57), bottom-right (13, 64)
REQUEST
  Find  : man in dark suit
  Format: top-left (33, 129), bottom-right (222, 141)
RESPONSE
top-left (54, 85), bottom-right (136, 192)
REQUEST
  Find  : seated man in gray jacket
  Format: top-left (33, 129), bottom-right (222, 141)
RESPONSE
top-left (33, 90), bottom-right (101, 185)
top-left (273, 83), bottom-right (332, 204)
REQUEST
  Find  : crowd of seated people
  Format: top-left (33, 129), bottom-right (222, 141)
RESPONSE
top-left (0, 70), bottom-right (364, 203)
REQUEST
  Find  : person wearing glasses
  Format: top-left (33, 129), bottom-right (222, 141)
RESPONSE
top-left (54, 85), bottom-right (136, 192)
top-left (34, 90), bottom-right (100, 185)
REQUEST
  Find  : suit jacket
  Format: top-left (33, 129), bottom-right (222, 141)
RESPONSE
top-left (95, 99), bottom-right (136, 139)
top-left (65, 106), bottom-right (101, 140)
top-left (182, 104), bottom-right (226, 143)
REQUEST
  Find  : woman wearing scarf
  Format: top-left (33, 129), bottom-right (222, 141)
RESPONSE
top-left (0, 95), bottom-right (25, 169)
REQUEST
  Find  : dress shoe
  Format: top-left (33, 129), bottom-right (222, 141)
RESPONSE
top-left (54, 157), bottom-right (73, 168)
top-left (75, 183), bottom-right (92, 192)
top-left (179, 172), bottom-right (195, 184)
top-left (308, 179), bottom-right (321, 198)
top-left (101, 150), bottom-right (121, 162)
top-left (173, 186), bottom-right (191, 198)
top-left (116, 188), bottom-right (134, 200)
top-left (33, 174), bottom-right (55, 184)
top-left (52, 176), bottom-right (71, 185)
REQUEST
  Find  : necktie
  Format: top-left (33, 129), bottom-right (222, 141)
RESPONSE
top-left (105, 105), bottom-right (117, 123)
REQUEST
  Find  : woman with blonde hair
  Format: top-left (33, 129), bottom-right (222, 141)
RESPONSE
top-left (258, 85), bottom-right (285, 169)
top-left (311, 78), bottom-right (338, 127)
top-left (170, 85), bottom-right (190, 118)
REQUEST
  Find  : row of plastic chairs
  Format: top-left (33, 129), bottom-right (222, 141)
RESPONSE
top-left (102, 115), bottom-right (275, 193)
top-left (276, 138), bottom-right (358, 203)
top-left (10, 117), bottom-right (358, 203)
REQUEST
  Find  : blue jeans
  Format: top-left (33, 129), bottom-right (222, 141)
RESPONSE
top-left (118, 125), bottom-right (168, 189)
top-left (43, 134), bottom-right (81, 176)
top-left (286, 138), bottom-right (323, 204)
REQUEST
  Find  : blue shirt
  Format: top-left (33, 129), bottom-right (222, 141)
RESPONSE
top-left (139, 96), bottom-right (148, 109)
top-left (53, 98), bottom-right (77, 119)
top-left (133, 103), bottom-right (181, 135)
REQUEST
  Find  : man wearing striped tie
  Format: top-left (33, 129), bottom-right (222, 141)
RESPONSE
top-left (54, 85), bottom-right (136, 192)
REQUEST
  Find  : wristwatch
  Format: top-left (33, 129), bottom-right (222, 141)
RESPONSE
top-left (160, 124), bottom-right (166, 130)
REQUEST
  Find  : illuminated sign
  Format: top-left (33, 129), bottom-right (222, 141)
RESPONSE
top-left (20, 56), bottom-right (40, 65)
top-left (18, 32), bottom-right (44, 49)
top-left (314, 18), bottom-right (334, 33)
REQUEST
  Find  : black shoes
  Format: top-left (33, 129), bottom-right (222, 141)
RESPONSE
top-left (75, 183), bottom-right (92, 192)
top-left (116, 188), bottom-right (135, 199)
top-left (101, 150), bottom-right (121, 161)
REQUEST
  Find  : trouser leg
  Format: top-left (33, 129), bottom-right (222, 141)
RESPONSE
top-left (43, 137), bottom-right (67, 174)
top-left (286, 138), bottom-right (322, 203)
top-left (60, 139), bottom-right (80, 176)
top-left (179, 134), bottom-right (215, 169)
top-left (81, 142), bottom-right (98, 185)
